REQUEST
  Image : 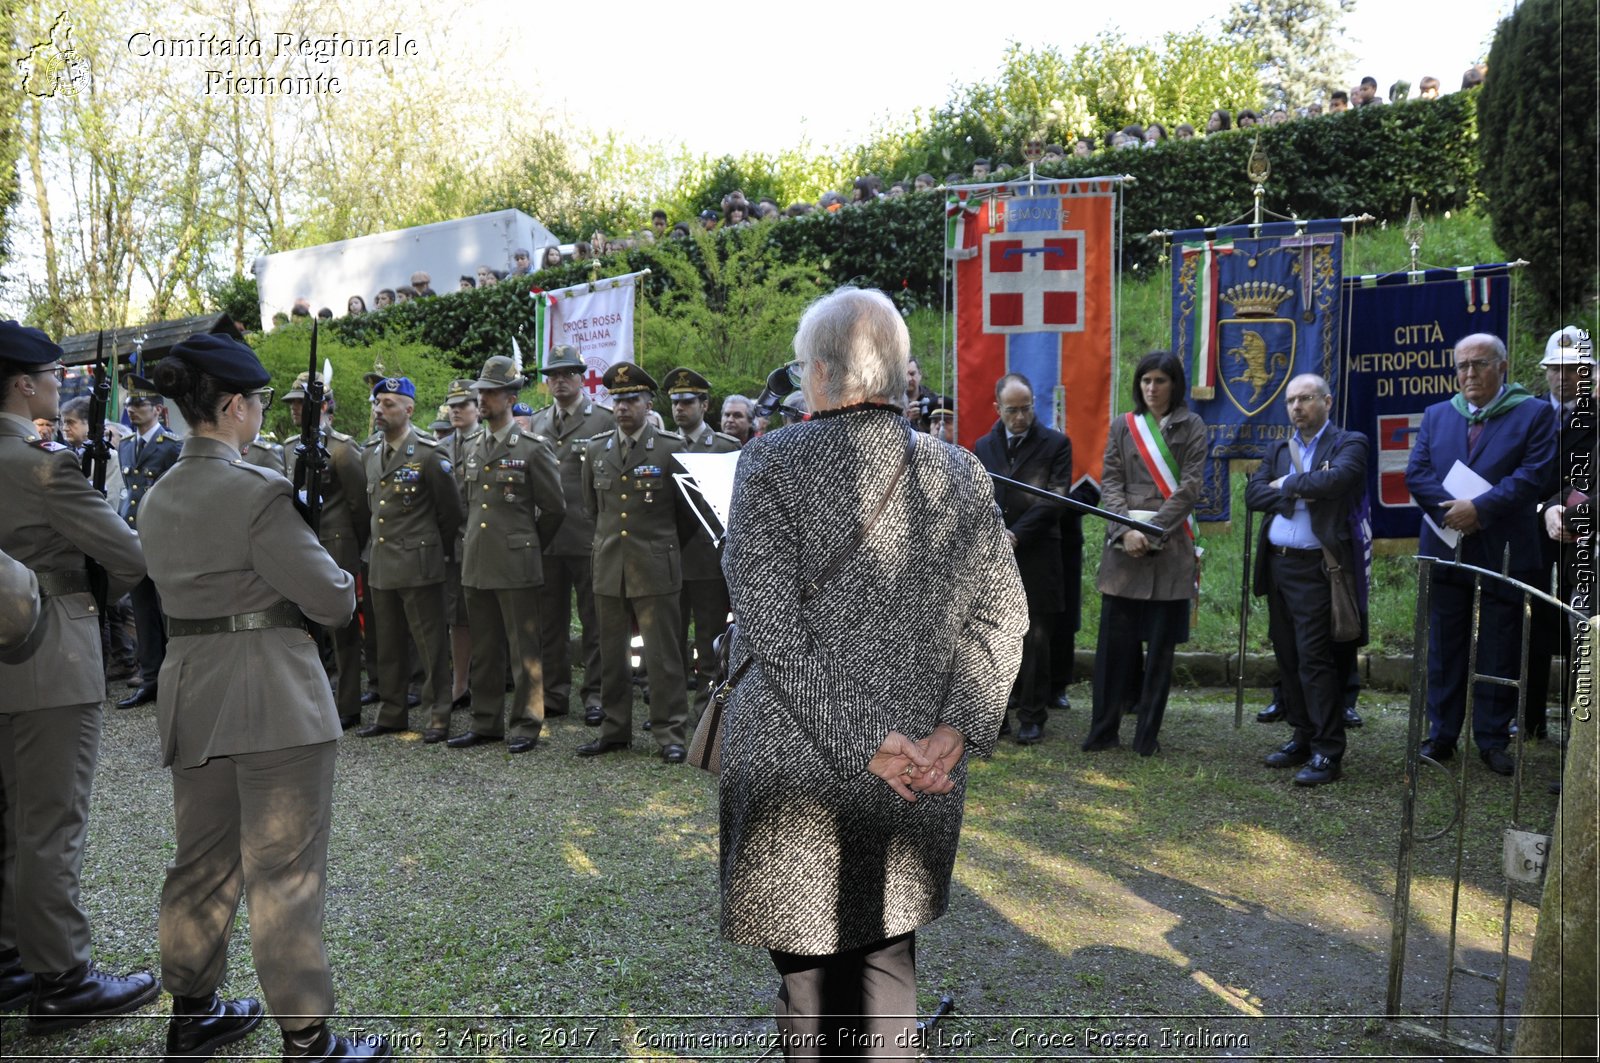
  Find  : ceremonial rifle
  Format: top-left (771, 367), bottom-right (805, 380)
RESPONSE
top-left (290, 320), bottom-right (327, 535)
top-left (80, 330), bottom-right (112, 614)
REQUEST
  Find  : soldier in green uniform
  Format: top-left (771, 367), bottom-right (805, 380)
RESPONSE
top-left (577, 362), bottom-right (695, 762)
top-left (285, 372), bottom-right (371, 729)
top-left (137, 333), bottom-right (387, 1063)
top-left (529, 345), bottom-right (614, 726)
top-left (116, 381), bottom-right (183, 708)
top-left (665, 367), bottom-right (740, 720)
top-left (356, 377), bottom-right (465, 743)
top-left (449, 356), bottom-right (565, 752)
top-left (241, 432), bottom-right (284, 475)
top-left (442, 380), bottom-right (483, 711)
top-left (1, 322), bottom-right (160, 1029)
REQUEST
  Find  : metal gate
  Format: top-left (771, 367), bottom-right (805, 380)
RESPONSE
top-left (1385, 555), bottom-right (1585, 1054)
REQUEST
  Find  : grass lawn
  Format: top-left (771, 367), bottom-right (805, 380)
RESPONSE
top-left (8, 678), bottom-right (1567, 1061)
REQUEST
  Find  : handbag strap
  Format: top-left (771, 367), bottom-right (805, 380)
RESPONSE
top-left (803, 427), bottom-right (915, 602)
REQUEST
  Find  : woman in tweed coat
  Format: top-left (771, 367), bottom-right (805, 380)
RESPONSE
top-left (720, 288), bottom-right (1028, 1057)
top-left (1081, 350), bottom-right (1206, 757)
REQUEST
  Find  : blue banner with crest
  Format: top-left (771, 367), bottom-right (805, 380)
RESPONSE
top-left (1169, 219), bottom-right (1344, 521)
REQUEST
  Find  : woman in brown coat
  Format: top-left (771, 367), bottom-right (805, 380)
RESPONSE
top-left (1082, 351), bottom-right (1206, 756)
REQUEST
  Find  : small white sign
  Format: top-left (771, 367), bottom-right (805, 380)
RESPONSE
top-left (1503, 828), bottom-right (1551, 884)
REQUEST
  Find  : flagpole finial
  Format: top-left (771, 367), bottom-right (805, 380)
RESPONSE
top-left (1404, 197), bottom-right (1425, 272)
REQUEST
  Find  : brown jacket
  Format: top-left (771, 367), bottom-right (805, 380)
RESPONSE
top-left (582, 424), bottom-right (690, 598)
top-left (530, 399), bottom-right (614, 557)
top-left (0, 412), bottom-right (146, 711)
top-left (461, 422), bottom-right (566, 589)
top-left (140, 435), bottom-right (356, 767)
top-left (1095, 406), bottom-right (1206, 602)
top-left (365, 426), bottom-right (465, 590)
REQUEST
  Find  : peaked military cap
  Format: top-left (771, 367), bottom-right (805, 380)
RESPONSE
top-left (371, 376), bottom-right (416, 400)
top-left (665, 367), bottom-right (711, 400)
top-left (445, 378), bottom-right (479, 405)
top-left (928, 394), bottom-right (956, 418)
top-left (473, 355), bottom-right (525, 392)
top-left (429, 404), bottom-right (452, 432)
top-left (0, 321), bottom-right (63, 366)
top-left (540, 344), bottom-right (585, 374)
top-left (602, 361), bottom-right (656, 396)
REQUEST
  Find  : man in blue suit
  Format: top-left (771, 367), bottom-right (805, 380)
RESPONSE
top-left (1405, 333), bottom-right (1558, 775)
top-left (115, 384), bottom-right (181, 708)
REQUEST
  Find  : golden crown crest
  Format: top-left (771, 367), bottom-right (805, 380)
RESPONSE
top-left (1221, 281), bottom-right (1293, 318)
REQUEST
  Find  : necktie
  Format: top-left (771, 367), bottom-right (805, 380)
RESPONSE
top-left (135, 438), bottom-right (146, 465)
top-left (1468, 421), bottom-right (1483, 451)
top-left (1006, 437), bottom-right (1020, 463)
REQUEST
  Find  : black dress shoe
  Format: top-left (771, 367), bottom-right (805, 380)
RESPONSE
top-left (405, 691), bottom-right (421, 708)
top-left (576, 739), bottom-right (629, 757)
top-left (507, 736), bottom-right (538, 754)
top-left (360, 690), bottom-right (380, 706)
top-left (1343, 706), bottom-right (1363, 728)
top-left (353, 724), bottom-right (404, 738)
top-left (583, 705), bottom-right (604, 727)
top-left (661, 743), bottom-right (687, 763)
top-left (1016, 722), bottom-right (1044, 745)
top-left (283, 1021), bottom-right (392, 1061)
top-left (422, 728), bottom-right (449, 744)
top-left (1419, 738), bottom-right (1455, 762)
top-left (1050, 689), bottom-right (1072, 710)
top-left (1480, 747), bottom-right (1515, 776)
top-left (339, 716), bottom-right (361, 731)
top-left (165, 992), bottom-right (263, 1061)
top-left (0, 947), bottom-right (33, 1012)
top-left (642, 719), bottom-right (653, 731)
top-left (1264, 740), bottom-right (1312, 768)
top-left (1256, 702), bottom-right (1285, 724)
top-left (446, 732), bottom-right (502, 749)
top-left (1293, 753), bottom-right (1342, 786)
top-left (116, 684), bottom-right (158, 709)
top-left (451, 692), bottom-right (472, 711)
top-left (27, 961), bottom-right (161, 1034)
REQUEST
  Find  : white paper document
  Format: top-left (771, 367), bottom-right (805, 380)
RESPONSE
top-left (1421, 459), bottom-right (1493, 550)
top-left (672, 450), bottom-right (743, 543)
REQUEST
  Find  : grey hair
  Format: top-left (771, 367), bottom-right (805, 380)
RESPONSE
top-left (1456, 333), bottom-right (1508, 363)
top-left (792, 286), bottom-right (909, 408)
top-left (721, 394), bottom-right (754, 414)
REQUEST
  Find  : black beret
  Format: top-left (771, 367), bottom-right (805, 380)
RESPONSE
top-left (0, 320), bottom-right (64, 366)
top-left (167, 333), bottom-right (270, 390)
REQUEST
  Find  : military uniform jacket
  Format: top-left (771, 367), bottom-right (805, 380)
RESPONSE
top-left (287, 428), bottom-right (370, 570)
top-left (117, 423), bottom-right (182, 528)
top-left (445, 425), bottom-right (485, 558)
top-left (530, 399), bottom-right (615, 556)
top-left (139, 436), bottom-right (356, 768)
top-left (461, 423), bottom-right (566, 590)
top-left (582, 424), bottom-right (692, 598)
top-left (0, 546), bottom-right (40, 650)
top-left (679, 422), bottom-right (741, 580)
top-left (242, 436), bottom-right (285, 475)
top-left (365, 426), bottom-right (465, 590)
top-left (0, 412), bottom-right (146, 711)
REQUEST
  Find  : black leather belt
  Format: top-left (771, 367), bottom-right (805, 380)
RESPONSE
top-left (166, 600), bottom-right (306, 637)
top-left (1268, 545), bottom-right (1322, 558)
top-left (34, 569), bottom-right (90, 597)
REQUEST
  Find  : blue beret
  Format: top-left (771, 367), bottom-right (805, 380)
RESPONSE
top-left (0, 320), bottom-right (64, 367)
top-left (168, 333), bottom-right (270, 390)
top-left (371, 376), bottom-right (416, 400)
top-left (512, 401), bottom-right (534, 416)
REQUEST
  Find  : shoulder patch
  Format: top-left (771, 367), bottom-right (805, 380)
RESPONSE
top-left (29, 438), bottom-right (71, 452)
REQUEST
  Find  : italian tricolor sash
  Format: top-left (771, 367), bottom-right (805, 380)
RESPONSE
top-left (1125, 411), bottom-right (1196, 542)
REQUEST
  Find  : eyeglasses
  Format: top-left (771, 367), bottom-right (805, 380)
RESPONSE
top-left (244, 386), bottom-right (274, 411)
top-left (30, 365), bottom-right (66, 382)
top-left (998, 404), bottom-right (1035, 416)
top-left (1456, 359), bottom-right (1500, 375)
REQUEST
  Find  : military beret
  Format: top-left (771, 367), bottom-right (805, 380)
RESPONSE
top-left (512, 401), bottom-right (534, 416)
top-left (166, 332), bottom-right (271, 391)
top-left (665, 366), bottom-right (711, 399)
top-left (371, 376), bottom-right (416, 400)
top-left (0, 321), bottom-right (64, 366)
top-left (603, 361), bottom-right (657, 396)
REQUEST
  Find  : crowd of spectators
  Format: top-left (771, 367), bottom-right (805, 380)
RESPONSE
top-left (289, 64), bottom-right (1484, 326)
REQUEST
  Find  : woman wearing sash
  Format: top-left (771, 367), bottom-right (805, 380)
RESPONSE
top-left (1082, 351), bottom-right (1205, 756)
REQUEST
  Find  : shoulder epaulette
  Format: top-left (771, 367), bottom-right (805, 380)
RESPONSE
top-left (28, 438), bottom-right (70, 452)
top-left (414, 434), bottom-right (440, 448)
top-left (713, 431), bottom-right (741, 446)
top-left (230, 459), bottom-right (278, 480)
top-left (586, 431), bottom-right (611, 442)
top-left (328, 428), bottom-right (352, 443)
top-left (655, 429), bottom-right (684, 441)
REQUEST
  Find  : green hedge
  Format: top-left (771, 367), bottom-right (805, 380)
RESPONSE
top-left (260, 96), bottom-right (1477, 378)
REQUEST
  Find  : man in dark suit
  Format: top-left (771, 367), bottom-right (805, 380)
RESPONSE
top-left (1246, 374), bottom-right (1369, 786)
top-left (974, 373), bottom-right (1071, 744)
top-left (116, 384), bottom-right (181, 708)
top-left (1405, 333), bottom-right (1558, 775)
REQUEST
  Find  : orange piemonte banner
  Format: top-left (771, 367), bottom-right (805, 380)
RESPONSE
top-left (953, 179), bottom-right (1116, 487)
